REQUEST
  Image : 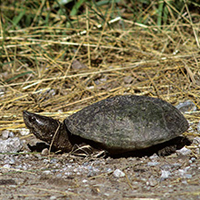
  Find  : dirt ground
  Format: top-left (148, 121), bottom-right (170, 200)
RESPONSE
top-left (0, 133), bottom-right (200, 200)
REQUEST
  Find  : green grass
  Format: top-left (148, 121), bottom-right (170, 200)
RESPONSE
top-left (1, 0), bottom-right (200, 29)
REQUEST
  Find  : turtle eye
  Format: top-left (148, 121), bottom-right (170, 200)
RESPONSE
top-left (28, 116), bottom-right (36, 123)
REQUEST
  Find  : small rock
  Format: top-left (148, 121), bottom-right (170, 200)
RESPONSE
top-left (56, 173), bottom-right (62, 178)
top-left (43, 170), bottom-right (51, 175)
top-left (176, 147), bottom-right (192, 156)
top-left (0, 88), bottom-right (5, 97)
top-left (71, 60), bottom-right (87, 70)
top-left (113, 169), bottom-right (125, 178)
top-left (160, 170), bottom-right (171, 180)
top-left (106, 168), bottom-right (112, 173)
top-left (43, 89), bottom-right (56, 97)
top-left (195, 148), bottom-right (199, 154)
top-left (3, 164), bottom-right (11, 169)
top-left (191, 157), bottom-right (196, 161)
top-left (176, 100), bottom-right (196, 113)
top-left (41, 148), bottom-right (49, 156)
top-left (94, 78), bottom-right (107, 86)
top-left (20, 128), bottom-right (30, 136)
top-left (1, 165), bottom-right (12, 173)
top-left (1, 130), bottom-right (9, 139)
top-left (189, 157), bottom-right (196, 163)
top-left (182, 180), bottom-right (188, 185)
top-left (197, 121), bottom-right (200, 133)
top-left (149, 153), bottom-right (159, 160)
top-left (124, 76), bottom-right (133, 84)
top-left (193, 137), bottom-right (200, 145)
top-left (50, 158), bottom-right (58, 164)
top-left (50, 196), bottom-right (57, 200)
top-left (185, 174), bottom-right (192, 179)
top-left (179, 166), bottom-right (191, 178)
top-left (147, 176), bottom-right (158, 187)
top-left (87, 171), bottom-right (97, 177)
top-left (161, 164), bottom-right (172, 171)
top-left (147, 161), bottom-right (159, 166)
top-left (1, 130), bottom-right (14, 139)
top-left (35, 154), bottom-right (42, 159)
top-left (0, 137), bottom-right (22, 153)
top-left (104, 193), bottom-right (110, 197)
top-left (172, 163), bottom-right (182, 169)
top-left (0, 154), bottom-right (5, 161)
top-left (4, 156), bottom-right (16, 165)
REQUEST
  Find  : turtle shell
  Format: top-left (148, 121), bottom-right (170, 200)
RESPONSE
top-left (65, 95), bottom-right (189, 153)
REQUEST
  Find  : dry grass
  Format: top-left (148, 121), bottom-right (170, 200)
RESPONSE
top-left (0, 3), bottom-right (200, 135)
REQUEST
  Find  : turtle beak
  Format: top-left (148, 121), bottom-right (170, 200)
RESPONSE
top-left (23, 110), bottom-right (37, 129)
top-left (23, 110), bottom-right (35, 123)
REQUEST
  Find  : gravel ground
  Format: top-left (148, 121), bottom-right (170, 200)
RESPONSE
top-left (0, 133), bottom-right (200, 200)
top-left (0, 101), bottom-right (199, 200)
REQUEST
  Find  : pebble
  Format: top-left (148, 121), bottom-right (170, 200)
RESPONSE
top-left (160, 170), bottom-right (171, 180)
top-left (71, 60), bottom-right (87, 70)
top-left (0, 137), bottom-right (22, 153)
top-left (161, 164), bottom-right (172, 171)
top-left (64, 171), bottom-right (72, 176)
top-left (197, 121), bottom-right (200, 133)
top-left (1, 164), bottom-right (12, 173)
top-left (43, 170), bottom-right (51, 175)
top-left (189, 157), bottom-right (196, 163)
top-left (0, 88), bottom-right (5, 97)
top-left (41, 148), bottom-right (49, 156)
top-left (87, 171), bottom-right (97, 177)
top-left (179, 167), bottom-right (192, 179)
top-left (178, 166), bottom-right (190, 177)
top-left (147, 161), bottom-right (159, 166)
top-left (175, 100), bottom-right (197, 113)
top-left (113, 169), bottom-right (125, 178)
top-left (4, 156), bottom-right (16, 165)
top-left (0, 154), bottom-right (5, 161)
top-left (34, 154), bottom-right (42, 160)
top-left (87, 166), bottom-right (100, 177)
top-left (191, 157), bottom-right (196, 162)
top-left (1, 130), bottom-right (14, 139)
top-left (50, 196), bottom-right (57, 200)
top-left (149, 153), bottom-right (159, 160)
top-left (106, 168), bottom-right (112, 173)
top-left (172, 163), bottom-right (182, 169)
top-left (182, 180), bottom-right (188, 185)
top-left (176, 147), bottom-right (192, 156)
top-left (124, 76), bottom-right (133, 84)
top-left (185, 174), bottom-right (192, 179)
top-left (19, 128), bottom-right (30, 136)
top-left (43, 159), bottom-right (50, 164)
top-left (1, 130), bottom-right (9, 139)
top-left (3, 164), bottom-right (11, 169)
top-left (147, 176), bottom-right (158, 187)
top-left (56, 173), bottom-right (62, 178)
top-left (50, 158), bottom-right (58, 164)
top-left (195, 148), bottom-right (199, 154)
top-left (193, 136), bottom-right (200, 144)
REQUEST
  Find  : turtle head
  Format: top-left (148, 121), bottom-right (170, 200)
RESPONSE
top-left (23, 111), bottom-right (73, 152)
top-left (23, 111), bottom-right (59, 143)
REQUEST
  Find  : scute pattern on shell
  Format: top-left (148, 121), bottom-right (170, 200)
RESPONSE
top-left (65, 95), bottom-right (189, 152)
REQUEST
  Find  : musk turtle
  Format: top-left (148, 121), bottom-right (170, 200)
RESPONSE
top-left (23, 95), bottom-right (189, 154)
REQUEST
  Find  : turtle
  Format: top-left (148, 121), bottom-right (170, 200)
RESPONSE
top-left (23, 95), bottom-right (189, 154)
